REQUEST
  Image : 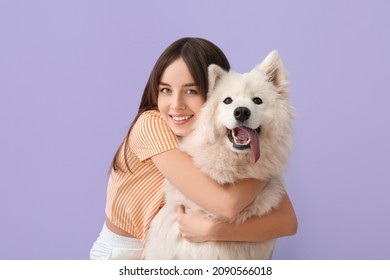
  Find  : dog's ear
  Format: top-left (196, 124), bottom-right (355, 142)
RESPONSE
top-left (256, 50), bottom-right (289, 97)
top-left (189, 64), bottom-right (226, 145)
top-left (192, 101), bottom-right (218, 144)
top-left (208, 64), bottom-right (227, 95)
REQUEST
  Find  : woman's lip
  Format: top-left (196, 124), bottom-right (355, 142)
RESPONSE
top-left (169, 114), bottom-right (194, 124)
top-left (170, 114), bottom-right (193, 120)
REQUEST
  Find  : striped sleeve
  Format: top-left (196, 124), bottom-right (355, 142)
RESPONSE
top-left (130, 111), bottom-right (179, 162)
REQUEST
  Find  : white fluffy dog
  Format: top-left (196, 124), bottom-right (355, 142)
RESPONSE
top-left (145, 51), bottom-right (294, 259)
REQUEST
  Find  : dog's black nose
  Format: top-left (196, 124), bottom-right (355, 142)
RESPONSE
top-left (234, 107), bottom-right (251, 122)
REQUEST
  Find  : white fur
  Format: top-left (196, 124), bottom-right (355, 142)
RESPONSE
top-left (145, 50), bottom-right (295, 259)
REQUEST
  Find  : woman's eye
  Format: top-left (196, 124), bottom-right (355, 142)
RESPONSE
top-left (160, 88), bottom-right (171, 94)
top-left (185, 89), bottom-right (198, 95)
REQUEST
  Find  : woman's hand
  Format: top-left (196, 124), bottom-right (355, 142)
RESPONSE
top-left (177, 205), bottom-right (217, 243)
top-left (177, 193), bottom-right (297, 243)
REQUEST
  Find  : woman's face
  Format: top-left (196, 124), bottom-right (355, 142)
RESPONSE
top-left (157, 57), bottom-right (205, 137)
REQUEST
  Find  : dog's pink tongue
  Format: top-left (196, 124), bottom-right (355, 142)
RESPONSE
top-left (235, 127), bottom-right (260, 164)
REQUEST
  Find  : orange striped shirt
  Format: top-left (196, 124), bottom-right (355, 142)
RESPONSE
top-left (105, 110), bottom-right (179, 243)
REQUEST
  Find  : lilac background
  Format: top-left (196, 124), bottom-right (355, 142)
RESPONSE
top-left (1, 0), bottom-right (389, 260)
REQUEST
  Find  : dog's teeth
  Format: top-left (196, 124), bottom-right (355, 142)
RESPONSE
top-left (234, 137), bottom-right (251, 145)
top-left (232, 130), bottom-right (251, 145)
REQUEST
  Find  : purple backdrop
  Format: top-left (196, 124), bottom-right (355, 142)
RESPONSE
top-left (1, 0), bottom-right (389, 259)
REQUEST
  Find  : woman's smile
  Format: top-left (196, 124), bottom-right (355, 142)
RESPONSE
top-left (157, 57), bottom-right (205, 137)
top-left (170, 114), bottom-right (194, 124)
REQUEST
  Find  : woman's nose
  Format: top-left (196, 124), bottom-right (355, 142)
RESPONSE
top-left (172, 93), bottom-right (186, 110)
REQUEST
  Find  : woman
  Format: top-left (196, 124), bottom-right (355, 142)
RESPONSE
top-left (90, 37), bottom-right (297, 260)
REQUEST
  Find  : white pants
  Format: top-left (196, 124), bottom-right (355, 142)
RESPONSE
top-left (90, 223), bottom-right (144, 260)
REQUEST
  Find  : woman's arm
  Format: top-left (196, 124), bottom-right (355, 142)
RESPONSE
top-left (152, 148), bottom-right (266, 219)
top-left (177, 193), bottom-right (297, 242)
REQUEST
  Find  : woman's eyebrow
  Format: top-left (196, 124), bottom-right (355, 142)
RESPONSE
top-left (183, 83), bottom-right (198, 87)
top-left (159, 82), bottom-right (198, 87)
top-left (159, 82), bottom-right (171, 86)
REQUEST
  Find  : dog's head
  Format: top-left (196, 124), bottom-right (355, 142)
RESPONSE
top-left (195, 50), bottom-right (293, 165)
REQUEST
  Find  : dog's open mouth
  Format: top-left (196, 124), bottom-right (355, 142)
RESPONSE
top-left (228, 126), bottom-right (261, 164)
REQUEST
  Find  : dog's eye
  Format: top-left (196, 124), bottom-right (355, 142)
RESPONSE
top-left (253, 97), bottom-right (263, 105)
top-left (223, 97), bottom-right (233, 104)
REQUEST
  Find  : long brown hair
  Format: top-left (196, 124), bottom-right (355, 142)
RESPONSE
top-left (111, 37), bottom-right (230, 172)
